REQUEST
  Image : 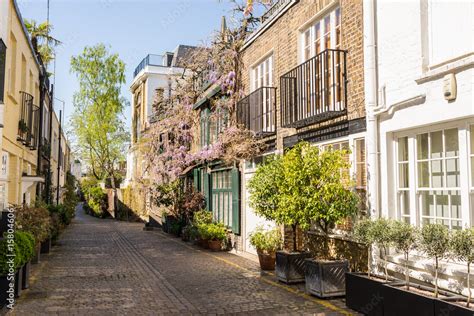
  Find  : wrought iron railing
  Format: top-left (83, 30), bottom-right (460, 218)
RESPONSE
top-left (17, 91), bottom-right (39, 149)
top-left (261, 0), bottom-right (293, 23)
top-left (237, 87), bottom-right (276, 136)
top-left (280, 49), bottom-right (347, 128)
top-left (133, 54), bottom-right (165, 77)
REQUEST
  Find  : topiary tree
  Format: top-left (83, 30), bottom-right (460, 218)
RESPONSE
top-left (450, 228), bottom-right (474, 307)
top-left (371, 218), bottom-right (394, 281)
top-left (391, 220), bottom-right (418, 289)
top-left (353, 219), bottom-right (375, 278)
top-left (420, 223), bottom-right (450, 298)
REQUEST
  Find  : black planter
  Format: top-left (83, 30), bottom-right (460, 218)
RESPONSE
top-left (21, 262), bottom-right (30, 289)
top-left (382, 283), bottom-right (435, 316)
top-left (304, 259), bottom-right (348, 298)
top-left (31, 244), bottom-right (41, 264)
top-left (0, 274), bottom-right (14, 308)
top-left (345, 272), bottom-right (385, 316)
top-left (40, 238), bottom-right (51, 254)
top-left (275, 251), bottom-right (311, 284)
top-left (434, 297), bottom-right (473, 316)
top-left (14, 267), bottom-right (23, 298)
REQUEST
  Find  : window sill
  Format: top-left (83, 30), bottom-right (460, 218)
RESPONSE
top-left (416, 53), bottom-right (474, 84)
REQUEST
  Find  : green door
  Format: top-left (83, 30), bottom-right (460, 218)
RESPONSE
top-left (210, 167), bottom-right (240, 234)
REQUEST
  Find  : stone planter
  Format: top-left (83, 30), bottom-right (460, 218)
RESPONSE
top-left (14, 267), bottom-right (23, 298)
top-left (21, 261), bottom-right (30, 290)
top-left (257, 251), bottom-right (276, 271)
top-left (40, 238), bottom-right (51, 254)
top-left (275, 251), bottom-right (311, 284)
top-left (345, 272), bottom-right (386, 316)
top-left (434, 297), bottom-right (473, 316)
top-left (208, 239), bottom-right (221, 251)
top-left (304, 259), bottom-right (348, 298)
top-left (381, 282), bottom-right (436, 316)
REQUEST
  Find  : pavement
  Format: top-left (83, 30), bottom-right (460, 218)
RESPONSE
top-left (8, 204), bottom-right (358, 315)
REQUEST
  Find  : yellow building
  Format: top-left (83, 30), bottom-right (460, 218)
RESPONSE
top-left (0, 0), bottom-right (44, 207)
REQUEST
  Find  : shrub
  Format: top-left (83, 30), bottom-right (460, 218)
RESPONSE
top-left (193, 210), bottom-right (213, 226)
top-left (204, 223), bottom-right (227, 241)
top-left (249, 226), bottom-right (282, 254)
top-left (0, 231), bottom-right (35, 276)
top-left (450, 228), bottom-right (474, 307)
top-left (391, 221), bottom-right (418, 289)
top-left (14, 205), bottom-right (51, 243)
top-left (420, 224), bottom-right (450, 298)
top-left (353, 219), bottom-right (375, 277)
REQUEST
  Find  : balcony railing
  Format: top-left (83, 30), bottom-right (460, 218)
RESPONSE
top-left (133, 54), bottom-right (165, 78)
top-left (237, 87), bottom-right (276, 136)
top-left (280, 49), bottom-right (347, 128)
top-left (17, 91), bottom-right (39, 150)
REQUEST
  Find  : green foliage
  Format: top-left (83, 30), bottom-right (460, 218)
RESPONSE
top-left (24, 19), bottom-right (61, 67)
top-left (81, 178), bottom-right (106, 217)
top-left (353, 218), bottom-right (374, 247)
top-left (0, 231), bottom-right (35, 276)
top-left (70, 44), bottom-right (129, 182)
top-left (14, 205), bottom-right (51, 243)
top-left (249, 226), bottom-right (282, 254)
top-left (450, 228), bottom-right (474, 265)
top-left (199, 222), bottom-right (227, 241)
top-left (391, 221), bottom-right (418, 288)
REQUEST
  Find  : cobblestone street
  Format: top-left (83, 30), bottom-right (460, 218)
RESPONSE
top-left (10, 205), bottom-right (357, 315)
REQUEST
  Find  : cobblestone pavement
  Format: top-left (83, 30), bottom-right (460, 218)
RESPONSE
top-left (10, 204), bottom-right (359, 315)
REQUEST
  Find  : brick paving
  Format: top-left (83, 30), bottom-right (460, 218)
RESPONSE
top-left (9, 204), bottom-right (358, 315)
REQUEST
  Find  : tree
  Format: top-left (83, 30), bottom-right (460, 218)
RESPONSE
top-left (391, 221), bottom-right (418, 289)
top-left (450, 228), bottom-right (474, 307)
top-left (353, 219), bottom-right (374, 278)
top-left (370, 218), bottom-right (394, 281)
top-left (420, 224), bottom-right (450, 298)
top-left (24, 19), bottom-right (61, 66)
top-left (70, 44), bottom-right (129, 211)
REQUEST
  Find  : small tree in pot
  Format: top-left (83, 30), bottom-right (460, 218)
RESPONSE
top-left (371, 218), bottom-right (394, 281)
top-left (420, 223), bottom-right (450, 298)
top-left (249, 226), bottom-right (282, 270)
top-left (391, 220), bottom-right (418, 289)
top-left (205, 222), bottom-right (227, 252)
top-left (450, 227), bottom-right (474, 308)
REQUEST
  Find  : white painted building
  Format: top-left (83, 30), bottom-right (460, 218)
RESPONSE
top-left (364, 0), bottom-right (473, 296)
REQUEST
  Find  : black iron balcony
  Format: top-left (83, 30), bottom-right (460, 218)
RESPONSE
top-left (280, 49), bottom-right (347, 128)
top-left (237, 87), bottom-right (276, 136)
top-left (17, 91), bottom-right (39, 150)
top-left (133, 54), bottom-right (165, 78)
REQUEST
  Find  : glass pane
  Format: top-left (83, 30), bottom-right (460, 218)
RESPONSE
top-left (431, 160), bottom-right (443, 188)
top-left (417, 133), bottom-right (429, 160)
top-left (418, 161), bottom-right (429, 187)
top-left (446, 158), bottom-right (460, 187)
top-left (452, 221), bottom-right (462, 230)
top-left (471, 156), bottom-right (474, 185)
top-left (451, 191), bottom-right (461, 219)
top-left (430, 131), bottom-right (443, 159)
top-left (398, 163), bottom-right (409, 188)
top-left (398, 137), bottom-right (408, 162)
top-left (444, 128), bottom-right (459, 157)
top-left (436, 193), bottom-right (449, 218)
top-left (470, 126), bottom-right (474, 153)
top-left (421, 191), bottom-right (434, 217)
top-left (399, 191), bottom-right (410, 216)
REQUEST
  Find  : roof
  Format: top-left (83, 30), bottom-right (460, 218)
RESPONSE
top-left (172, 45), bottom-right (198, 68)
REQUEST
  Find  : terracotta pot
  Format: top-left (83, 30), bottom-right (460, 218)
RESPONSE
top-left (208, 239), bottom-right (221, 251)
top-left (201, 239), bottom-right (210, 249)
top-left (257, 251), bottom-right (276, 270)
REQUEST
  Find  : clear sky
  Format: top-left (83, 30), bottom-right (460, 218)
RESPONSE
top-left (16, 0), bottom-right (234, 131)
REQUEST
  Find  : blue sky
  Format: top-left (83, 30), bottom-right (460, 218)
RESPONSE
top-left (17, 0), bottom-right (234, 129)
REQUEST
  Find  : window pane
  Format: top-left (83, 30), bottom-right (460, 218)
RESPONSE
top-left (418, 161), bottom-right (429, 187)
top-left (400, 191), bottom-right (410, 216)
top-left (421, 191), bottom-right (434, 217)
top-left (471, 156), bottom-right (474, 185)
top-left (398, 137), bottom-right (408, 161)
top-left (430, 131), bottom-right (443, 159)
top-left (417, 133), bottom-right (429, 159)
top-left (431, 160), bottom-right (443, 188)
top-left (435, 192), bottom-right (449, 218)
top-left (470, 126), bottom-right (474, 153)
top-left (444, 128), bottom-right (459, 157)
top-left (398, 163), bottom-right (409, 188)
top-left (451, 191), bottom-right (461, 219)
top-left (446, 158), bottom-right (460, 187)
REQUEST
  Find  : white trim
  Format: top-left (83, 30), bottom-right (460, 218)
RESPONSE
top-left (297, 1), bottom-right (339, 32)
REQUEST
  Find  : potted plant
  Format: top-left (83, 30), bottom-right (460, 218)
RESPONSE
top-left (206, 222), bottom-right (227, 251)
top-left (14, 205), bottom-right (51, 258)
top-left (15, 231), bottom-right (35, 290)
top-left (193, 210), bottom-right (213, 247)
top-left (382, 223), bottom-right (450, 316)
top-left (248, 149), bottom-right (311, 283)
top-left (297, 145), bottom-right (359, 298)
top-left (346, 218), bottom-right (387, 316)
top-left (249, 226), bottom-right (282, 270)
top-left (434, 227), bottom-right (474, 315)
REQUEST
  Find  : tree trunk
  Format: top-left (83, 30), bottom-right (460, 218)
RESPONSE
top-left (467, 263), bottom-right (471, 308)
top-left (435, 257), bottom-right (439, 298)
top-left (292, 224), bottom-right (297, 252)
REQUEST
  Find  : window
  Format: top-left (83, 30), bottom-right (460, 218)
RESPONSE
top-left (302, 7), bottom-right (340, 61)
top-left (397, 137), bottom-right (411, 223)
top-left (252, 55), bottom-right (273, 90)
top-left (354, 138), bottom-right (367, 212)
top-left (0, 39), bottom-right (6, 103)
top-left (201, 107), bottom-right (228, 148)
top-left (20, 54), bottom-right (26, 92)
top-left (0, 152), bottom-right (8, 179)
top-left (9, 33), bottom-right (17, 94)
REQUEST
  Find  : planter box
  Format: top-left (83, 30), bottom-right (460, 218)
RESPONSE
top-left (208, 240), bottom-right (221, 251)
top-left (305, 259), bottom-right (348, 298)
top-left (275, 251), bottom-right (311, 284)
top-left (435, 297), bottom-right (473, 316)
top-left (14, 267), bottom-right (23, 298)
top-left (40, 238), bottom-right (51, 254)
top-left (0, 274), bottom-right (14, 308)
top-left (257, 251), bottom-right (276, 271)
top-left (345, 272), bottom-right (385, 316)
top-left (381, 283), bottom-right (435, 316)
top-left (31, 244), bottom-right (41, 264)
top-left (21, 262), bottom-right (30, 290)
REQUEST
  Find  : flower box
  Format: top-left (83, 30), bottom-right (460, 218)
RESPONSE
top-left (434, 297), bottom-right (473, 316)
top-left (275, 251), bottom-right (311, 283)
top-left (381, 282), bottom-right (436, 316)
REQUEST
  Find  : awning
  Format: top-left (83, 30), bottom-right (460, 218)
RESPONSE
top-left (21, 175), bottom-right (45, 195)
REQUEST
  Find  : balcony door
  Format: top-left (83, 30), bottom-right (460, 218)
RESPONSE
top-left (252, 55), bottom-right (273, 133)
top-left (302, 7), bottom-right (342, 115)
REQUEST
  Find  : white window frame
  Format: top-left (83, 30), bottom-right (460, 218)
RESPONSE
top-left (393, 120), bottom-right (473, 229)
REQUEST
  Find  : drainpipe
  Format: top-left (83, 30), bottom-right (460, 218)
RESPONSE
top-left (363, 0), bottom-right (379, 220)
